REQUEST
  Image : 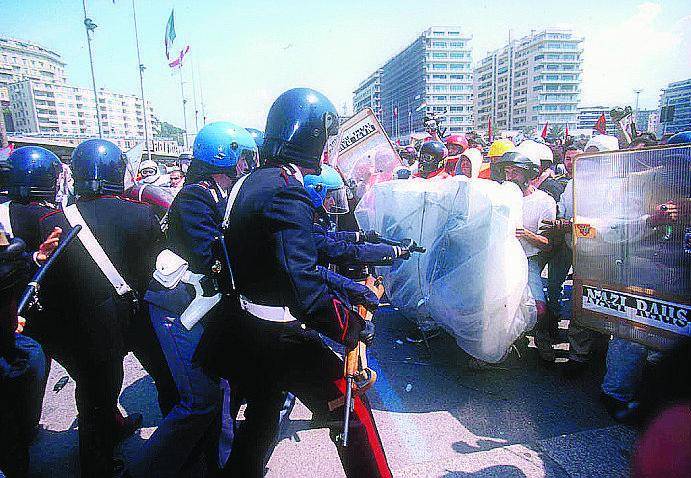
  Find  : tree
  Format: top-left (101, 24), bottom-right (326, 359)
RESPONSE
top-left (156, 121), bottom-right (185, 146)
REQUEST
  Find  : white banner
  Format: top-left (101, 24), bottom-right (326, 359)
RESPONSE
top-left (581, 284), bottom-right (690, 337)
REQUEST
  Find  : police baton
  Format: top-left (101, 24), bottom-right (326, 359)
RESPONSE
top-left (17, 224), bottom-right (81, 317)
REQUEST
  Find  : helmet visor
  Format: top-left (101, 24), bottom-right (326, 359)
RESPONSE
top-left (236, 148), bottom-right (259, 176)
top-left (323, 186), bottom-right (349, 215)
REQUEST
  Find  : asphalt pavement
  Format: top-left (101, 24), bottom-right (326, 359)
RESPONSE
top-left (24, 305), bottom-right (637, 478)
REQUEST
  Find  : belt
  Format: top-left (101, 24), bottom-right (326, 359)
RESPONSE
top-left (239, 295), bottom-right (297, 323)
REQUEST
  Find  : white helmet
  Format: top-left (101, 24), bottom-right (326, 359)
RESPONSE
top-left (517, 140), bottom-right (553, 165)
top-left (458, 148), bottom-right (483, 179)
top-left (585, 134), bottom-right (619, 152)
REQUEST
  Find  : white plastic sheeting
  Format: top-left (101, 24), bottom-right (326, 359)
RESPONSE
top-left (355, 176), bottom-right (537, 362)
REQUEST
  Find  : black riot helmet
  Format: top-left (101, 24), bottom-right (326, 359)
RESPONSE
top-left (71, 139), bottom-right (127, 196)
top-left (6, 146), bottom-right (62, 201)
top-left (262, 88), bottom-right (339, 174)
top-left (418, 140), bottom-right (448, 176)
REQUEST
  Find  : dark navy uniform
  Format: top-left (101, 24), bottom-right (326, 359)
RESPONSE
top-left (37, 195), bottom-right (164, 477)
top-left (134, 178), bottom-right (229, 476)
top-left (198, 165), bottom-right (392, 478)
top-left (165, 180), bottom-right (227, 274)
top-left (313, 221), bottom-right (397, 267)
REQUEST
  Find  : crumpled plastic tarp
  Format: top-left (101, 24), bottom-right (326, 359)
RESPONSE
top-left (355, 176), bottom-right (537, 362)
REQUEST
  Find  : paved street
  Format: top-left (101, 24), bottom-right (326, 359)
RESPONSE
top-left (25, 306), bottom-right (637, 478)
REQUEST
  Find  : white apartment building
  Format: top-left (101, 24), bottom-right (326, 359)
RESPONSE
top-left (474, 29), bottom-right (583, 135)
top-left (0, 37), bottom-right (67, 104)
top-left (354, 27), bottom-right (473, 140)
top-left (9, 78), bottom-right (153, 139)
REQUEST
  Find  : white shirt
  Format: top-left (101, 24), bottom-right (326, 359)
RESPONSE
top-left (520, 188), bottom-right (556, 257)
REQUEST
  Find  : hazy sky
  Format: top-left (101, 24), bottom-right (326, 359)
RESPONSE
top-left (1, 0), bottom-right (690, 131)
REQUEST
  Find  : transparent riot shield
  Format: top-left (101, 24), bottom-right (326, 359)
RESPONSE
top-left (572, 145), bottom-right (690, 350)
top-left (355, 177), bottom-right (536, 362)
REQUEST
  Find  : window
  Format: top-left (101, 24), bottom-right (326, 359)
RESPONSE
top-left (432, 52), bottom-right (448, 58)
top-left (447, 31), bottom-right (460, 36)
top-left (432, 74), bottom-right (447, 79)
top-left (432, 63), bottom-right (448, 70)
top-left (433, 95), bottom-right (447, 101)
top-left (545, 74), bottom-right (559, 80)
top-left (450, 63), bottom-right (464, 70)
top-left (432, 41), bottom-right (447, 47)
top-left (449, 52), bottom-right (464, 59)
top-left (432, 85), bottom-right (448, 92)
top-left (449, 41), bottom-right (464, 47)
top-left (449, 74), bottom-right (463, 79)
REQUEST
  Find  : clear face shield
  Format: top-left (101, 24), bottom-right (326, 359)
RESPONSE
top-left (235, 148), bottom-right (259, 177)
top-left (323, 186), bottom-right (349, 215)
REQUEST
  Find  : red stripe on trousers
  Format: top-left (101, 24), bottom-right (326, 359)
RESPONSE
top-left (334, 378), bottom-right (392, 478)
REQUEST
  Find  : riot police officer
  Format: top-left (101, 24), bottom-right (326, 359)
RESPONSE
top-left (37, 139), bottom-right (167, 477)
top-left (132, 122), bottom-right (256, 477)
top-left (197, 88), bottom-right (392, 478)
top-left (305, 164), bottom-right (413, 267)
top-left (0, 146), bottom-right (62, 252)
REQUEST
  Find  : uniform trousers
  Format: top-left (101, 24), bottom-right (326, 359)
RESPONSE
top-left (207, 312), bottom-right (392, 478)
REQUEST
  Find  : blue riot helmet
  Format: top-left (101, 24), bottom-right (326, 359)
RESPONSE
top-left (262, 88), bottom-right (339, 173)
top-left (192, 121), bottom-right (258, 178)
top-left (6, 146), bottom-right (62, 201)
top-left (303, 165), bottom-right (349, 214)
top-left (667, 131), bottom-right (691, 145)
top-left (71, 139), bottom-right (127, 196)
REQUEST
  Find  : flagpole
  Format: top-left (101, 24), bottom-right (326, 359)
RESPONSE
top-left (191, 58), bottom-right (199, 135)
top-left (82, 0), bottom-right (103, 138)
top-left (131, 0), bottom-right (151, 160)
top-left (196, 59), bottom-right (207, 126)
top-left (179, 67), bottom-right (189, 149)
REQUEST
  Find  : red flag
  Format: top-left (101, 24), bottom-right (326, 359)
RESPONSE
top-left (540, 122), bottom-right (549, 139)
top-left (564, 124), bottom-right (569, 141)
top-left (594, 114), bottom-right (606, 134)
top-left (488, 117), bottom-right (493, 142)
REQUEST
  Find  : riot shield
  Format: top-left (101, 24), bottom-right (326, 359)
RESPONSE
top-left (572, 145), bottom-right (690, 350)
top-left (354, 176), bottom-right (536, 363)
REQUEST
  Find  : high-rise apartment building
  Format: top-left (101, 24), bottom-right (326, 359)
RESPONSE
top-left (0, 37), bottom-right (67, 103)
top-left (577, 106), bottom-right (618, 136)
top-left (474, 29), bottom-right (583, 135)
top-left (353, 69), bottom-right (382, 121)
top-left (658, 78), bottom-right (691, 136)
top-left (353, 27), bottom-right (473, 141)
top-left (9, 78), bottom-right (153, 139)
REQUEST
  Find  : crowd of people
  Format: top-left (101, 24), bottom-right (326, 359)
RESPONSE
top-left (0, 87), bottom-right (689, 478)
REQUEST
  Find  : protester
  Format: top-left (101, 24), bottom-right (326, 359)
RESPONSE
top-left (483, 139), bottom-right (515, 181)
top-left (168, 166), bottom-right (185, 190)
top-left (497, 151), bottom-right (557, 363)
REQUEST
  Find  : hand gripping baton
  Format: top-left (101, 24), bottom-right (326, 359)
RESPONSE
top-left (17, 225), bottom-right (82, 317)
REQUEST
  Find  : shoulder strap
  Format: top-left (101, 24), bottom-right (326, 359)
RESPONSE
top-left (63, 204), bottom-right (133, 296)
top-left (221, 174), bottom-right (251, 229)
top-left (0, 201), bottom-right (12, 237)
